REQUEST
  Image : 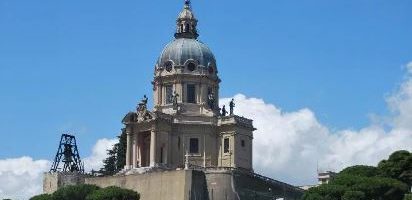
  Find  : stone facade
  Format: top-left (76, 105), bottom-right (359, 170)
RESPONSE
top-left (122, 0), bottom-right (255, 172)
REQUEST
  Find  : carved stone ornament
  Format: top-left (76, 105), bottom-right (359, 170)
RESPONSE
top-left (136, 95), bottom-right (154, 122)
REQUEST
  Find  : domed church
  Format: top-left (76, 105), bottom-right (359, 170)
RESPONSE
top-left (44, 1), bottom-right (304, 199)
top-left (121, 0), bottom-right (254, 171)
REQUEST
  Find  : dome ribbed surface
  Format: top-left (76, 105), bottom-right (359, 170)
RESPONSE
top-left (157, 38), bottom-right (216, 67)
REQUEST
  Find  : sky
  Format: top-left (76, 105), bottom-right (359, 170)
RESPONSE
top-left (0, 0), bottom-right (412, 199)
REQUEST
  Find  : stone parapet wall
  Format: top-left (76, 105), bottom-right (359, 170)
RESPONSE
top-left (43, 172), bottom-right (85, 194)
top-left (43, 169), bottom-right (303, 200)
top-left (86, 170), bottom-right (191, 200)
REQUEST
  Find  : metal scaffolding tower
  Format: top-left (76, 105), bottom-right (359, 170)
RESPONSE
top-left (50, 134), bottom-right (84, 173)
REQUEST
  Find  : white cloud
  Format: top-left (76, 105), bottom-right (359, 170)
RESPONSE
top-left (0, 138), bottom-right (117, 200)
top-left (83, 138), bottom-right (118, 172)
top-left (220, 63), bottom-right (412, 185)
top-left (407, 62), bottom-right (412, 73)
top-left (0, 157), bottom-right (50, 200)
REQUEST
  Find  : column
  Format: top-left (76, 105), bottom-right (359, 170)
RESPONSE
top-left (132, 133), bottom-right (138, 168)
top-left (125, 130), bottom-right (132, 169)
top-left (150, 130), bottom-right (157, 167)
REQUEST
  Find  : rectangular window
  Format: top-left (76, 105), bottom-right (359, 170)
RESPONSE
top-left (241, 140), bottom-right (245, 147)
top-left (187, 84), bottom-right (196, 103)
top-left (224, 138), bottom-right (230, 153)
top-left (165, 85), bottom-right (173, 104)
top-left (189, 138), bottom-right (199, 154)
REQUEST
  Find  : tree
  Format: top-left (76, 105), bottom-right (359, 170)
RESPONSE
top-left (342, 191), bottom-right (365, 200)
top-left (100, 147), bottom-right (118, 176)
top-left (404, 194), bottom-right (412, 200)
top-left (116, 129), bottom-right (127, 171)
top-left (302, 151), bottom-right (412, 200)
top-left (378, 150), bottom-right (412, 187)
top-left (100, 129), bottom-right (127, 175)
top-left (51, 184), bottom-right (100, 200)
top-left (303, 184), bottom-right (346, 200)
top-left (86, 186), bottom-right (140, 200)
top-left (29, 194), bottom-right (52, 200)
top-left (339, 165), bottom-right (379, 177)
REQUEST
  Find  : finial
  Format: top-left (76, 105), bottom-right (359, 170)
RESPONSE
top-left (175, 0), bottom-right (198, 39)
top-left (184, 0), bottom-right (191, 8)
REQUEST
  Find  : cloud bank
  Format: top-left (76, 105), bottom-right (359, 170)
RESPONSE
top-left (0, 138), bottom-right (116, 200)
top-left (221, 62), bottom-right (412, 185)
top-left (1, 63), bottom-right (412, 198)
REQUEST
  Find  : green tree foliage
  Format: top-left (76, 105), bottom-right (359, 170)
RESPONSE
top-left (404, 194), bottom-right (412, 200)
top-left (378, 150), bottom-right (412, 187)
top-left (51, 184), bottom-right (100, 200)
top-left (100, 147), bottom-right (118, 176)
top-left (29, 194), bottom-right (52, 200)
top-left (30, 185), bottom-right (140, 200)
top-left (116, 129), bottom-right (127, 171)
top-left (342, 191), bottom-right (365, 200)
top-left (303, 151), bottom-right (412, 200)
top-left (100, 129), bottom-right (127, 175)
top-left (339, 165), bottom-right (379, 177)
top-left (86, 186), bottom-right (140, 200)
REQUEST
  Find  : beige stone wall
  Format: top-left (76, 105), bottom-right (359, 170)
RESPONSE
top-left (234, 127), bottom-right (253, 170)
top-left (85, 170), bottom-right (191, 200)
top-left (43, 172), bottom-right (85, 194)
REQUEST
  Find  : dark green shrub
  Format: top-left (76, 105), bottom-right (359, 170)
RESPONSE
top-left (86, 186), bottom-right (140, 200)
top-left (342, 191), bottom-right (366, 200)
top-left (404, 194), bottom-right (412, 200)
top-left (51, 184), bottom-right (100, 200)
top-left (29, 194), bottom-right (52, 200)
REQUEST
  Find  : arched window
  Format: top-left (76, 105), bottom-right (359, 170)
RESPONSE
top-left (185, 23), bottom-right (190, 32)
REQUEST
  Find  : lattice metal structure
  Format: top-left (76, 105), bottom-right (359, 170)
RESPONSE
top-left (50, 134), bottom-right (84, 173)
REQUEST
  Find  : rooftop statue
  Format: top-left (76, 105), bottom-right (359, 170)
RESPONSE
top-left (229, 98), bottom-right (235, 116)
top-left (221, 105), bottom-right (228, 116)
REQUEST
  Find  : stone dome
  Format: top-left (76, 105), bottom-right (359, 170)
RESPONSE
top-left (157, 38), bottom-right (216, 68)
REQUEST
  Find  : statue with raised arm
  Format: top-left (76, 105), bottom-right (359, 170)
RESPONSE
top-left (229, 98), bottom-right (235, 116)
top-left (137, 95), bottom-right (148, 113)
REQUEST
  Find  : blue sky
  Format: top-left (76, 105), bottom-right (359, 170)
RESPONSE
top-left (0, 0), bottom-right (411, 161)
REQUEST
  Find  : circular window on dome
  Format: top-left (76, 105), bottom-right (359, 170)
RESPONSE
top-left (187, 62), bottom-right (196, 72)
top-left (164, 61), bottom-right (173, 72)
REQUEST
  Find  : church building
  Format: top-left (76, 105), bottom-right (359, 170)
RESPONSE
top-left (122, 0), bottom-right (254, 171)
top-left (43, 1), bottom-right (304, 199)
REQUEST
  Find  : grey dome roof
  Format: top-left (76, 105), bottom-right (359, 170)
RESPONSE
top-left (157, 38), bottom-right (216, 68)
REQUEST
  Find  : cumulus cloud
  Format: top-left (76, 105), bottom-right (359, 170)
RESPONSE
top-left (0, 138), bottom-right (117, 200)
top-left (407, 62), bottom-right (412, 73)
top-left (83, 138), bottom-right (118, 172)
top-left (220, 63), bottom-right (412, 185)
top-left (0, 157), bottom-right (50, 200)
